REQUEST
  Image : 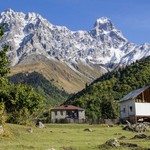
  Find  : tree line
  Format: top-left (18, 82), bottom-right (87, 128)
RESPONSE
top-left (9, 72), bottom-right (70, 107)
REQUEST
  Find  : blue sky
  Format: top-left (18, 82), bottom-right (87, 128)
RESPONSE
top-left (0, 0), bottom-right (150, 44)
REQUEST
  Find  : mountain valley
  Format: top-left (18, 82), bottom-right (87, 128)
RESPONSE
top-left (0, 9), bottom-right (150, 94)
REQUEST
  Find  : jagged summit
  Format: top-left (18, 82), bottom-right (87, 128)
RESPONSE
top-left (96, 17), bottom-right (110, 23)
top-left (91, 17), bottom-right (127, 45)
top-left (0, 9), bottom-right (150, 71)
top-left (94, 17), bottom-right (115, 31)
top-left (5, 8), bottom-right (14, 13)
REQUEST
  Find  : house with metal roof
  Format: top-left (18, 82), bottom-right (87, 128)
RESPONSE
top-left (119, 85), bottom-right (150, 123)
top-left (51, 105), bottom-right (85, 123)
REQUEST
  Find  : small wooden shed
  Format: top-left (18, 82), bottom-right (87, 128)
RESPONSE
top-left (119, 85), bottom-right (150, 123)
top-left (51, 105), bottom-right (85, 123)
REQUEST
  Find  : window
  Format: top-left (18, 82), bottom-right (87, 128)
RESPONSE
top-left (129, 106), bottom-right (133, 112)
top-left (55, 111), bottom-right (57, 116)
top-left (123, 107), bottom-right (126, 113)
top-left (60, 111), bottom-right (63, 115)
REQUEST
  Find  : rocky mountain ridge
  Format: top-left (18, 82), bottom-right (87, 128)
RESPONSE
top-left (1, 9), bottom-right (150, 71)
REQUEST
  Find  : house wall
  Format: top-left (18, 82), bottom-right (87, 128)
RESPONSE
top-left (51, 110), bottom-right (86, 123)
top-left (135, 103), bottom-right (150, 116)
top-left (51, 110), bottom-right (66, 121)
top-left (120, 99), bottom-right (135, 119)
top-left (78, 110), bottom-right (85, 119)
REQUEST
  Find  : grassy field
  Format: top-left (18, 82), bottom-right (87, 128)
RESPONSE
top-left (0, 123), bottom-right (150, 150)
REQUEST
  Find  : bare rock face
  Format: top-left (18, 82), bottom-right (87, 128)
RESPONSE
top-left (120, 142), bottom-right (139, 148)
top-left (1, 9), bottom-right (150, 71)
top-left (119, 136), bottom-right (127, 140)
top-left (122, 122), bottom-right (149, 132)
top-left (105, 138), bottom-right (120, 147)
top-left (36, 121), bottom-right (45, 129)
top-left (84, 128), bottom-right (93, 132)
top-left (26, 127), bottom-right (33, 133)
top-left (132, 134), bottom-right (147, 139)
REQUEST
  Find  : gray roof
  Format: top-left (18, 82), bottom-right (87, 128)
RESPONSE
top-left (119, 85), bottom-right (150, 102)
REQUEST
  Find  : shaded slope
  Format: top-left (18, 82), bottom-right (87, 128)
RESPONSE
top-left (9, 71), bottom-right (70, 106)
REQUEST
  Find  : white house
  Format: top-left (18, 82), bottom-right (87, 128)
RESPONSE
top-left (119, 85), bottom-right (150, 123)
top-left (51, 105), bottom-right (85, 123)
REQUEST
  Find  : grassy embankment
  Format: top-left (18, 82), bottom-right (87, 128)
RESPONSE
top-left (0, 124), bottom-right (150, 150)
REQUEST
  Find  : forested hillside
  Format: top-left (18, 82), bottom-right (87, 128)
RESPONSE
top-left (64, 56), bottom-right (150, 119)
top-left (9, 72), bottom-right (70, 106)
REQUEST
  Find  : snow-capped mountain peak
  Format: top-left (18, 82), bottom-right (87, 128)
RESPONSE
top-left (0, 9), bottom-right (150, 71)
top-left (4, 8), bottom-right (15, 14)
top-left (94, 17), bottom-right (115, 31)
top-left (96, 17), bottom-right (110, 23)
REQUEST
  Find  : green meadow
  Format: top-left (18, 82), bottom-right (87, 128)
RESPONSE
top-left (0, 124), bottom-right (150, 150)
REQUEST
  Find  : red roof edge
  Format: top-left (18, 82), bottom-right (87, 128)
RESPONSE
top-left (51, 105), bottom-right (84, 111)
